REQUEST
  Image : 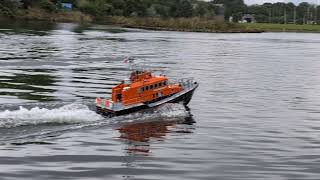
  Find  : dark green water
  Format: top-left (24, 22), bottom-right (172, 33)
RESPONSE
top-left (1, 21), bottom-right (320, 180)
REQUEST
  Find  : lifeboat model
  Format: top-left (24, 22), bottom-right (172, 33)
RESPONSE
top-left (95, 69), bottom-right (198, 117)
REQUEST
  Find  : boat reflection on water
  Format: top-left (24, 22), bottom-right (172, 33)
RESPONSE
top-left (117, 114), bottom-right (195, 155)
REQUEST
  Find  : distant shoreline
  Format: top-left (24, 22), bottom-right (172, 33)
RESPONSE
top-left (242, 23), bottom-right (320, 33)
top-left (0, 8), bottom-right (263, 33)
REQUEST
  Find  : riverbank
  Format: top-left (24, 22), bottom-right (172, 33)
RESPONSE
top-left (242, 23), bottom-right (320, 32)
top-left (101, 16), bottom-right (263, 33)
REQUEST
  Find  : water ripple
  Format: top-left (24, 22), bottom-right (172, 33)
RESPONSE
top-left (1, 22), bottom-right (320, 179)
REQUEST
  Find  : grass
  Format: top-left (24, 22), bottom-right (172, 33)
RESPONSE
top-left (242, 23), bottom-right (320, 32)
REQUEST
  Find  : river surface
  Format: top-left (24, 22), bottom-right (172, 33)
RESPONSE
top-left (1, 21), bottom-right (320, 180)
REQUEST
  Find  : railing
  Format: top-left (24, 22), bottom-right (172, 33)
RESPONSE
top-left (178, 78), bottom-right (196, 89)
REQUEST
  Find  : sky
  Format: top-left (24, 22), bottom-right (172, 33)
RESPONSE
top-left (244, 0), bottom-right (320, 5)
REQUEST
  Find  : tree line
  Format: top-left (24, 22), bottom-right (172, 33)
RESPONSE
top-left (213, 0), bottom-right (320, 24)
top-left (1, 0), bottom-right (320, 24)
top-left (0, 0), bottom-right (218, 19)
top-left (245, 1), bottom-right (320, 24)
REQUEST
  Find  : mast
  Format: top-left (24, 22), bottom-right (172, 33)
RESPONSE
top-left (294, 7), bottom-right (296, 24)
top-left (284, 8), bottom-right (287, 24)
top-left (307, 7), bottom-right (310, 24)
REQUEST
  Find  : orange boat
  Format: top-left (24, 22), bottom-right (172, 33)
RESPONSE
top-left (95, 70), bottom-right (198, 116)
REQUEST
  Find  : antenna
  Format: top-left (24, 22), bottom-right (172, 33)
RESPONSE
top-left (124, 56), bottom-right (136, 70)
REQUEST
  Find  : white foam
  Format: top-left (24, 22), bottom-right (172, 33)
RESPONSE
top-left (0, 103), bottom-right (189, 129)
top-left (0, 103), bottom-right (103, 128)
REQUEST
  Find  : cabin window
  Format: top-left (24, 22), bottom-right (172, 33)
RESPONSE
top-left (117, 94), bottom-right (122, 102)
top-left (164, 81), bottom-right (167, 86)
top-left (146, 86), bottom-right (149, 91)
top-left (140, 87), bottom-right (144, 93)
top-left (158, 82), bottom-right (161, 87)
top-left (150, 85), bottom-right (153, 89)
top-left (155, 84), bottom-right (158, 88)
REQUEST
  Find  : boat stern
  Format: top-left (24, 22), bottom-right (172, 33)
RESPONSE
top-left (95, 97), bottom-right (115, 116)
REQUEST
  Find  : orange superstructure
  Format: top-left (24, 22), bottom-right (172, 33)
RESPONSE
top-left (111, 70), bottom-right (183, 106)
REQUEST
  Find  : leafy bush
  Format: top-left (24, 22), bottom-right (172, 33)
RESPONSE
top-left (39, 0), bottom-right (56, 12)
top-left (77, 0), bottom-right (114, 17)
top-left (0, 0), bottom-right (21, 17)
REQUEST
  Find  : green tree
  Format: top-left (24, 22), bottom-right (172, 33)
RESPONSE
top-left (39, 0), bottom-right (56, 12)
top-left (297, 2), bottom-right (311, 24)
top-left (77, 0), bottom-right (114, 16)
top-left (153, 4), bottom-right (169, 17)
top-left (21, 0), bottom-right (33, 9)
top-left (0, 0), bottom-right (21, 17)
top-left (122, 0), bottom-right (148, 17)
top-left (170, 0), bottom-right (192, 18)
top-left (213, 0), bottom-right (246, 22)
top-left (194, 2), bottom-right (207, 17)
top-left (178, 0), bottom-right (193, 17)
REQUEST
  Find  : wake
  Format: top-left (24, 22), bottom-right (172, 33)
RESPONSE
top-left (0, 103), bottom-right (103, 128)
top-left (0, 103), bottom-right (190, 129)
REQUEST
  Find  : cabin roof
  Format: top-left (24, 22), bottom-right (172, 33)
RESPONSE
top-left (130, 76), bottom-right (167, 88)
